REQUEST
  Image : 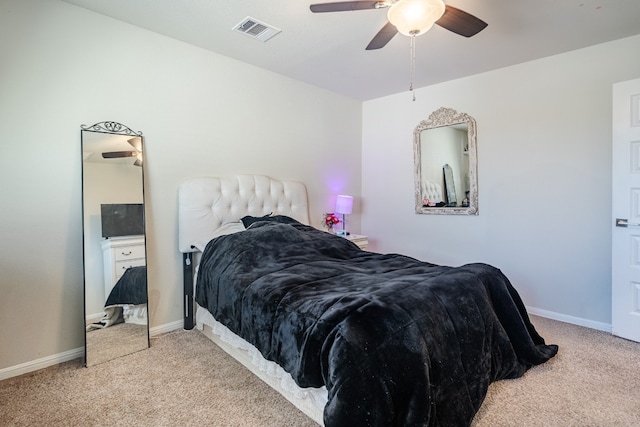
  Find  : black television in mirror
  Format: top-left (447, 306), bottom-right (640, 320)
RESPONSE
top-left (101, 203), bottom-right (144, 238)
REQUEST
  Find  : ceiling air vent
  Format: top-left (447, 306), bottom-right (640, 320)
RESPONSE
top-left (233, 17), bottom-right (281, 42)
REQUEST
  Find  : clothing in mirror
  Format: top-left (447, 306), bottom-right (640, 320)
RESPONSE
top-left (414, 107), bottom-right (478, 215)
top-left (81, 121), bottom-right (149, 367)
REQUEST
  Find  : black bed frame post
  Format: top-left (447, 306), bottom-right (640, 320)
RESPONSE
top-left (183, 252), bottom-right (194, 330)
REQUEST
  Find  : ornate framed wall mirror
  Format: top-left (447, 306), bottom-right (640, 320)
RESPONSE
top-left (414, 107), bottom-right (478, 215)
top-left (81, 121), bottom-right (149, 367)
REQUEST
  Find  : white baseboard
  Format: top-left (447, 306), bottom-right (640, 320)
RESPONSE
top-left (0, 320), bottom-right (186, 381)
top-left (149, 319), bottom-right (184, 336)
top-left (0, 346), bottom-right (84, 381)
top-left (526, 306), bottom-right (612, 333)
top-left (85, 312), bottom-right (104, 323)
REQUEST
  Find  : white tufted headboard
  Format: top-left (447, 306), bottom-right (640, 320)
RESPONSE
top-left (421, 180), bottom-right (443, 203)
top-left (178, 175), bottom-right (310, 253)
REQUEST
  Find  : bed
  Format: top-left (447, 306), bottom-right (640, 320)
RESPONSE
top-left (178, 175), bottom-right (557, 426)
top-left (86, 266), bottom-right (148, 330)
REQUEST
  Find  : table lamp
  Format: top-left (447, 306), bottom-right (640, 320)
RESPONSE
top-left (335, 195), bottom-right (353, 237)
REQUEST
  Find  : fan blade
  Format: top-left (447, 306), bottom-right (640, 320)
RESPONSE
top-left (436, 5), bottom-right (487, 38)
top-left (102, 151), bottom-right (137, 159)
top-left (310, 1), bottom-right (381, 13)
top-left (128, 137), bottom-right (142, 151)
top-left (366, 21), bottom-right (398, 50)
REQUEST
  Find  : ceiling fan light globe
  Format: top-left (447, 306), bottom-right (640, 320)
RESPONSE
top-left (387, 0), bottom-right (445, 36)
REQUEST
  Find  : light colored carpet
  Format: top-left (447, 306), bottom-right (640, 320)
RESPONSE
top-left (1, 328), bottom-right (317, 427)
top-left (1, 315), bottom-right (638, 426)
top-left (85, 322), bottom-right (149, 367)
top-left (472, 316), bottom-right (640, 427)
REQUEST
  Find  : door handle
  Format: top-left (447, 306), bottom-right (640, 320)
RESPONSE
top-left (615, 218), bottom-right (640, 227)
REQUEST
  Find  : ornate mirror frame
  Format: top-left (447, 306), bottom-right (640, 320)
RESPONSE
top-left (414, 107), bottom-right (478, 215)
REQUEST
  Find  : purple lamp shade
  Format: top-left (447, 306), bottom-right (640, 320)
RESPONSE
top-left (335, 195), bottom-right (353, 215)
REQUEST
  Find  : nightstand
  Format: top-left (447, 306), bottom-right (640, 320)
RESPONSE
top-left (344, 234), bottom-right (368, 250)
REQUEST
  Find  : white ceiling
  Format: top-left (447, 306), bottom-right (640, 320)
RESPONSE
top-left (62, 0), bottom-right (640, 101)
top-left (82, 132), bottom-right (142, 165)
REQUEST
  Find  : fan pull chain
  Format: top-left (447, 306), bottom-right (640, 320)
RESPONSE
top-left (410, 33), bottom-right (416, 101)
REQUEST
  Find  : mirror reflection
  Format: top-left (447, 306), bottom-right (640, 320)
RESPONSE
top-left (82, 121), bottom-right (149, 367)
top-left (414, 107), bottom-right (478, 215)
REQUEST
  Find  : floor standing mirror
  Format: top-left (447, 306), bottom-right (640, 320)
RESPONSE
top-left (81, 121), bottom-right (149, 367)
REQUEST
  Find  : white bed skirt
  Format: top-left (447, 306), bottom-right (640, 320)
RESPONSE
top-left (195, 304), bottom-right (326, 425)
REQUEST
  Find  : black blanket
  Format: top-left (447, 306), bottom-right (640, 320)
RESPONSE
top-left (86, 266), bottom-right (148, 331)
top-left (105, 266), bottom-right (147, 307)
top-left (195, 221), bottom-right (557, 426)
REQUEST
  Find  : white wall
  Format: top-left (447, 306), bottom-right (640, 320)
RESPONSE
top-left (362, 34), bottom-right (640, 328)
top-left (0, 0), bottom-right (362, 372)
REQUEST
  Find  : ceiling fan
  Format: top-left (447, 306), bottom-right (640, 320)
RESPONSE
top-left (101, 138), bottom-right (143, 166)
top-left (309, 0), bottom-right (487, 50)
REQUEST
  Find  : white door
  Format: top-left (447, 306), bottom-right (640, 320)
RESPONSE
top-left (612, 77), bottom-right (640, 342)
